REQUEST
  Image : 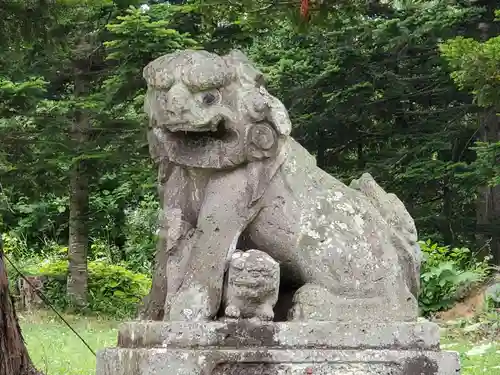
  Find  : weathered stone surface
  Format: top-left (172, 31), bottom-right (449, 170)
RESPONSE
top-left (116, 321), bottom-right (441, 350)
top-left (96, 347), bottom-right (460, 375)
top-left (95, 49), bottom-right (460, 375)
top-left (222, 250), bottom-right (280, 321)
top-left (142, 49), bottom-right (421, 322)
top-left (98, 322), bottom-right (460, 374)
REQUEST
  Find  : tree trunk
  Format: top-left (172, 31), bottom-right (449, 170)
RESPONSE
top-left (474, 1), bottom-right (500, 265)
top-left (0, 236), bottom-right (43, 375)
top-left (476, 109), bottom-right (500, 264)
top-left (67, 71), bottom-right (90, 308)
top-left (441, 138), bottom-right (460, 246)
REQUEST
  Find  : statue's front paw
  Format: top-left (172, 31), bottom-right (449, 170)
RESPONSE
top-left (167, 285), bottom-right (213, 321)
top-left (224, 304), bottom-right (241, 319)
top-left (256, 305), bottom-right (274, 321)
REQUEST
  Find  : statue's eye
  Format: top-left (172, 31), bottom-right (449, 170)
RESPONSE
top-left (202, 90), bottom-right (219, 105)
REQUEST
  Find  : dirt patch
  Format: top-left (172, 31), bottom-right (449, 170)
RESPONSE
top-left (434, 285), bottom-right (487, 321)
top-left (434, 274), bottom-right (500, 322)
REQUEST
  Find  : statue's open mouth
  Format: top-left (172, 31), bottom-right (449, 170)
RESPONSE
top-left (156, 115), bottom-right (245, 168)
top-left (165, 117), bottom-right (235, 144)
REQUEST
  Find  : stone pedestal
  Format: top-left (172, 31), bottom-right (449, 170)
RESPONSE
top-left (96, 321), bottom-right (460, 375)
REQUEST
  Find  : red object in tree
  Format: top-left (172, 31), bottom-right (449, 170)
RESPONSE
top-left (306, 368), bottom-right (313, 374)
top-left (300, 0), bottom-right (309, 19)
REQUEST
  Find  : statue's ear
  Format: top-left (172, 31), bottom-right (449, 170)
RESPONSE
top-left (259, 86), bottom-right (292, 136)
top-left (223, 49), bottom-right (265, 86)
top-left (143, 54), bottom-right (175, 88)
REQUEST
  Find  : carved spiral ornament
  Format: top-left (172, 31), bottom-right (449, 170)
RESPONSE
top-left (249, 123), bottom-right (275, 150)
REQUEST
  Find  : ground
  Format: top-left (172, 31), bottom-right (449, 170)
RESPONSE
top-left (19, 310), bottom-right (118, 375)
top-left (18, 310), bottom-right (500, 375)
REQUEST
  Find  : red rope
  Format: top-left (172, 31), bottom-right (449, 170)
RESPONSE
top-left (300, 0), bottom-right (309, 19)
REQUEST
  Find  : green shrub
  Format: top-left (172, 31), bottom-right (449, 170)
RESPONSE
top-left (2, 231), bottom-right (30, 259)
top-left (89, 238), bottom-right (121, 263)
top-left (3, 231), bottom-right (152, 317)
top-left (418, 240), bottom-right (491, 316)
top-left (87, 261), bottom-right (151, 317)
top-left (3, 233), bottom-right (67, 293)
top-left (22, 258), bottom-right (151, 318)
top-left (122, 193), bottom-right (159, 274)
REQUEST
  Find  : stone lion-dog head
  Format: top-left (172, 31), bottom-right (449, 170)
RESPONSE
top-left (144, 49), bottom-right (293, 204)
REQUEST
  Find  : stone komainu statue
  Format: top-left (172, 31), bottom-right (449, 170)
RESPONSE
top-left (223, 249), bottom-right (280, 322)
top-left (141, 49), bottom-right (421, 322)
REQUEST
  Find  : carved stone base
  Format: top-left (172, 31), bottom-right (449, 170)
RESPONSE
top-left (96, 321), bottom-right (460, 375)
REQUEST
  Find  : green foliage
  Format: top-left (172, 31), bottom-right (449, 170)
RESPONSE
top-left (440, 13), bottom-right (500, 110)
top-left (194, 0), bottom-right (367, 30)
top-left (2, 231), bottom-right (31, 259)
top-left (105, 5), bottom-right (198, 61)
top-left (420, 261), bottom-right (481, 314)
top-left (19, 256), bottom-right (152, 318)
top-left (419, 240), bottom-right (492, 315)
top-left (0, 78), bottom-right (48, 116)
top-left (88, 261), bottom-right (151, 317)
top-left (2, 0), bottom-right (500, 320)
top-left (103, 3), bottom-right (199, 105)
top-left (121, 193), bottom-right (159, 274)
top-left (438, 9), bottom-right (500, 193)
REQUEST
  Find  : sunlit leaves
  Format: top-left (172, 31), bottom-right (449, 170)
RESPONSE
top-left (0, 78), bottom-right (48, 115)
top-left (102, 4), bottom-right (198, 102)
top-left (105, 5), bottom-right (197, 61)
top-left (440, 35), bottom-right (500, 108)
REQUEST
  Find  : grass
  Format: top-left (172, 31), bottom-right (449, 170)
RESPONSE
top-left (18, 310), bottom-right (500, 375)
top-left (439, 313), bottom-right (500, 375)
top-left (441, 340), bottom-right (500, 375)
top-left (19, 310), bottom-right (118, 375)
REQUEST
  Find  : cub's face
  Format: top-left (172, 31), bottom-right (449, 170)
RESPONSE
top-left (228, 250), bottom-right (279, 299)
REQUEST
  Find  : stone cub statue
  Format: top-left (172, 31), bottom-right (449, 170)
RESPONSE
top-left (223, 250), bottom-right (280, 321)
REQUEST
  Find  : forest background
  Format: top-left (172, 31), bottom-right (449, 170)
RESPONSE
top-left (1, 0), bottom-right (499, 319)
